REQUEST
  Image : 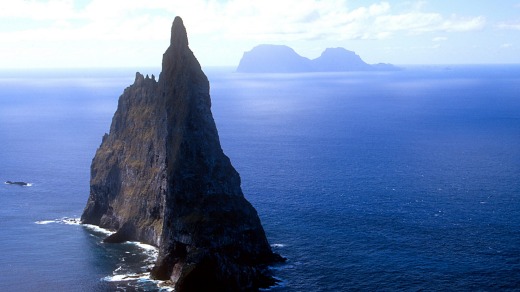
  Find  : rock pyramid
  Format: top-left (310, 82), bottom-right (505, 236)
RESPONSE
top-left (81, 16), bottom-right (282, 291)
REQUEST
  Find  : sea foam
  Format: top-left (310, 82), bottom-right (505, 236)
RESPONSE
top-left (271, 243), bottom-right (286, 248)
top-left (102, 240), bottom-right (172, 290)
top-left (82, 223), bottom-right (115, 236)
top-left (35, 217), bottom-right (81, 225)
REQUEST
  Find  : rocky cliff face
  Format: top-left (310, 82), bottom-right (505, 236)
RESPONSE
top-left (81, 16), bottom-right (282, 291)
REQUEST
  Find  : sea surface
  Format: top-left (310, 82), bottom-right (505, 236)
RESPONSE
top-left (1, 65), bottom-right (519, 291)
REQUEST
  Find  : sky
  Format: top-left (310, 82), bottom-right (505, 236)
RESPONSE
top-left (1, 0), bottom-right (519, 68)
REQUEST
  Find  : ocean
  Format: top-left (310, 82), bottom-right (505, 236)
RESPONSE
top-left (1, 65), bottom-right (519, 291)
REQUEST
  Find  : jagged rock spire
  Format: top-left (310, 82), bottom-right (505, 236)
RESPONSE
top-left (81, 16), bottom-right (283, 291)
top-left (170, 16), bottom-right (188, 47)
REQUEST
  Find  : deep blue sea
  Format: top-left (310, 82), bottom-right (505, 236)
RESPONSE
top-left (1, 65), bottom-right (519, 291)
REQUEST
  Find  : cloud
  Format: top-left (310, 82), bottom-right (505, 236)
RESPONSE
top-left (374, 13), bottom-right (485, 35)
top-left (501, 43), bottom-right (513, 48)
top-left (432, 37), bottom-right (448, 42)
top-left (0, 0), bottom-right (495, 67)
top-left (0, 0), bottom-right (487, 44)
top-left (211, 1), bottom-right (485, 41)
top-left (0, 0), bottom-right (78, 20)
top-left (497, 21), bottom-right (520, 30)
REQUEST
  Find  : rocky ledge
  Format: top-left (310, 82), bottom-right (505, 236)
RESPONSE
top-left (81, 16), bottom-right (284, 291)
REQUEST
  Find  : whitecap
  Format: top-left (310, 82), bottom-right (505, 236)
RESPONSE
top-left (62, 217), bottom-right (81, 225)
top-left (134, 242), bottom-right (158, 252)
top-left (271, 243), bottom-right (286, 248)
top-left (102, 241), bottom-right (174, 291)
top-left (124, 242), bottom-right (159, 259)
top-left (34, 217), bottom-right (81, 226)
top-left (82, 224), bottom-right (115, 236)
top-left (103, 272), bottom-right (150, 282)
top-left (35, 220), bottom-right (55, 225)
top-left (103, 271), bottom-right (174, 291)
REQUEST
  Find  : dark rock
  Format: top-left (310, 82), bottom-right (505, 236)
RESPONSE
top-left (236, 44), bottom-right (400, 73)
top-left (81, 16), bottom-right (283, 291)
top-left (5, 181), bottom-right (29, 186)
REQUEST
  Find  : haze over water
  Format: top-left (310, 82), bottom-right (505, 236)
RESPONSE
top-left (1, 65), bottom-right (519, 290)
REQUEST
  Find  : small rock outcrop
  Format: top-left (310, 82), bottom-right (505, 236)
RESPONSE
top-left (5, 181), bottom-right (29, 186)
top-left (81, 16), bottom-right (283, 291)
top-left (236, 44), bottom-right (399, 73)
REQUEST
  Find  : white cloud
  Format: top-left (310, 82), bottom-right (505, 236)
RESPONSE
top-left (214, 1), bottom-right (484, 41)
top-left (501, 43), bottom-right (513, 48)
top-left (433, 37), bottom-right (448, 42)
top-left (0, 0), bottom-right (487, 43)
top-left (0, 0), bottom-right (495, 67)
top-left (497, 21), bottom-right (520, 30)
top-left (374, 13), bottom-right (485, 35)
top-left (0, 0), bottom-right (78, 20)
top-left (220, 1), bottom-right (485, 40)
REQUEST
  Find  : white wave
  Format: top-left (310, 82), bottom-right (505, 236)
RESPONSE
top-left (35, 217), bottom-right (81, 225)
top-left (62, 217), bottom-right (81, 225)
top-left (35, 220), bottom-right (55, 225)
top-left (25, 183), bottom-right (33, 187)
top-left (133, 242), bottom-right (159, 260)
top-left (124, 242), bottom-right (158, 257)
top-left (271, 243), bottom-right (286, 248)
top-left (103, 272), bottom-right (174, 291)
top-left (103, 272), bottom-right (150, 282)
top-left (124, 241), bottom-right (159, 270)
top-left (134, 242), bottom-right (158, 252)
top-left (82, 224), bottom-right (115, 236)
top-left (102, 241), bottom-right (174, 291)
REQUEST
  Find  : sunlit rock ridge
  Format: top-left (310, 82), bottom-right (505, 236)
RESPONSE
top-left (81, 16), bottom-right (283, 291)
top-left (237, 44), bottom-right (398, 73)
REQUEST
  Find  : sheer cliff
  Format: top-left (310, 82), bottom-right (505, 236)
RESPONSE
top-left (81, 16), bottom-right (282, 291)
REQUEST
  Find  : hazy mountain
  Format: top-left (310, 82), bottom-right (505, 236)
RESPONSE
top-left (237, 44), bottom-right (399, 73)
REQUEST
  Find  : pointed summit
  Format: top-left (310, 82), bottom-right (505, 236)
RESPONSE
top-left (170, 16), bottom-right (188, 47)
top-left (160, 16), bottom-right (202, 88)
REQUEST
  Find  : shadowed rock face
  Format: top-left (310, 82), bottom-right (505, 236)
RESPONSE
top-left (81, 16), bottom-right (283, 291)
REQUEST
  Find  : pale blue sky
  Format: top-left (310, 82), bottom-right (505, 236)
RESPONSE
top-left (1, 0), bottom-right (519, 68)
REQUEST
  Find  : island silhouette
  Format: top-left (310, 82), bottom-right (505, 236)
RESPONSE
top-left (237, 44), bottom-right (398, 73)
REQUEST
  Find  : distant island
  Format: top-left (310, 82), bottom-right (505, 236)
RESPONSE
top-left (236, 44), bottom-right (399, 73)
